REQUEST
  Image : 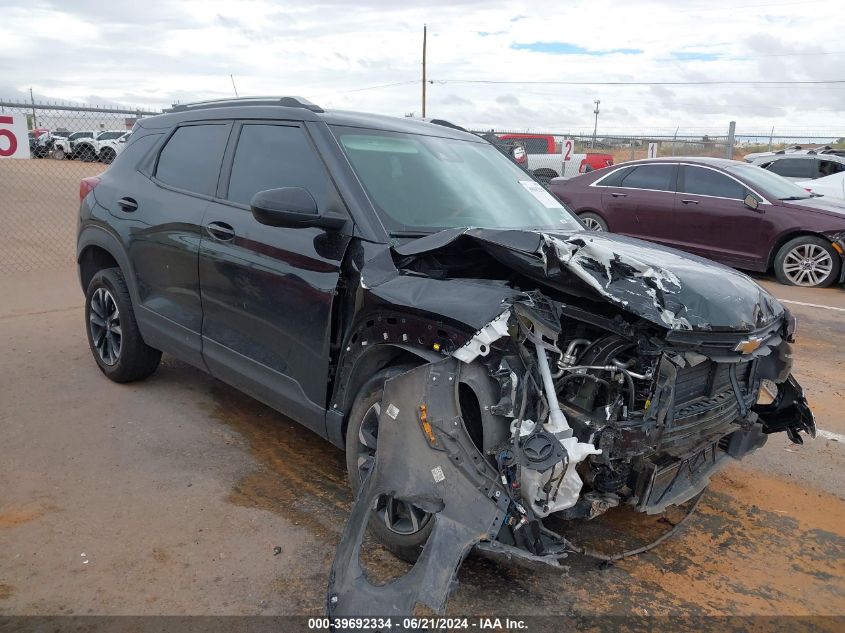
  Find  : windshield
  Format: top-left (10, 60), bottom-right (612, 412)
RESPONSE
top-left (724, 162), bottom-right (813, 200)
top-left (331, 126), bottom-right (582, 233)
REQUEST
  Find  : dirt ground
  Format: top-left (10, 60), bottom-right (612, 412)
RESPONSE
top-left (0, 159), bottom-right (844, 626)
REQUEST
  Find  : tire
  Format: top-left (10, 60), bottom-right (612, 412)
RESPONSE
top-left (773, 236), bottom-right (840, 288)
top-left (579, 212), bottom-right (608, 232)
top-left (100, 147), bottom-right (116, 164)
top-left (345, 365), bottom-right (434, 563)
top-left (85, 268), bottom-right (161, 382)
top-left (78, 145), bottom-right (96, 163)
top-left (52, 147), bottom-right (65, 160)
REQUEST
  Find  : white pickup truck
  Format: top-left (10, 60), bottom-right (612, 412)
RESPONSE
top-left (496, 134), bottom-right (614, 184)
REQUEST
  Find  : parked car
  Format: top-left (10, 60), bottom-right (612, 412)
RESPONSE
top-left (498, 133), bottom-right (613, 183)
top-left (549, 157), bottom-right (845, 287)
top-left (749, 153), bottom-right (845, 182)
top-left (77, 98), bottom-right (815, 616)
top-left (744, 145), bottom-right (845, 162)
top-left (52, 130), bottom-right (96, 160)
top-left (797, 171), bottom-right (845, 202)
top-left (95, 131), bottom-right (131, 164)
top-left (475, 132), bottom-right (528, 167)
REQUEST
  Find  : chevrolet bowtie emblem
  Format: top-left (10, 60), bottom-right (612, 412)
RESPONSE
top-left (735, 336), bottom-right (764, 354)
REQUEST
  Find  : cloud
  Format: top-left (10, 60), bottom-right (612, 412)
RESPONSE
top-left (0, 0), bottom-right (840, 134)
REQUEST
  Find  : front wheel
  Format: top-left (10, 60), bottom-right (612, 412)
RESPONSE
top-left (345, 366), bottom-right (434, 563)
top-left (100, 147), bottom-right (116, 164)
top-left (85, 268), bottom-right (161, 382)
top-left (773, 236), bottom-right (840, 288)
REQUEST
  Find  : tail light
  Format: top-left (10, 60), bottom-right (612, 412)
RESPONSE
top-left (79, 176), bottom-right (101, 202)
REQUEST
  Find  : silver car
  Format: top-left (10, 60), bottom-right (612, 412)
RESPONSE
top-left (749, 153), bottom-right (845, 182)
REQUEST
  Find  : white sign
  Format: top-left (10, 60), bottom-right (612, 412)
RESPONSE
top-left (519, 180), bottom-right (563, 208)
top-left (647, 142), bottom-right (658, 159)
top-left (0, 114), bottom-right (30, 159)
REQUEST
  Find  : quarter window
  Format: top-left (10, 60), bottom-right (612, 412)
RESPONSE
top-left (226, 124), bottom-right (330, 208)
top-left (616, 164), bottom-right (674, 191)
top-left (680, 166), bottom-right (746, 200)
top-left (596, 166), bottom-right (633, 187)
top-left (155, 124), bottom-right (230, 196)
top-left (818, 160), bottom-right (845, 178)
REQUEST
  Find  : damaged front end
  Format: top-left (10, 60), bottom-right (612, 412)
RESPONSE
top-left (328, 228), bottom-right (815, 618)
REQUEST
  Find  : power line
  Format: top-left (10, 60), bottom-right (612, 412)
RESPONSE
top-left (431, 78), bottom-right (845, 86)
top-left (340, 80), bottom-right (418, 94)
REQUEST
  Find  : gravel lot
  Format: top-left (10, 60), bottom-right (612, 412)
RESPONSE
top-left (1, 159), bottom-right (843, 623)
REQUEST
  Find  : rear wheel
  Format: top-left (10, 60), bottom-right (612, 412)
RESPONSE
top-left (579, 212), bottom-right (608, 232)
top-left (345, 366), bottom-right (434, 563)
top-left (77, 145), bottom-right (96, 162)
top-left (85, 268), bottom-right (161, 382)
top-left (100, 147), bottom-right (116, 164)
top-left (774, 236), bottom-right (840, 288)
top-left (52, 147), bottom-right (65, 160)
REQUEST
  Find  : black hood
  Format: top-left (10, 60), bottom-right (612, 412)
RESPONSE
top-left (392, 228), bottom-right (784, 333)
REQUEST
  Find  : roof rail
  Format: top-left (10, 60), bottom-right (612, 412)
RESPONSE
top-left (166, 96), bottom-right (324, 113)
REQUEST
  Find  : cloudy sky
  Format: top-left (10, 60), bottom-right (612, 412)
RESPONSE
top-left (1, 0), bottom-right (842, 135)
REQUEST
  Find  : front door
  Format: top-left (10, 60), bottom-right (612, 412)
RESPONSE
top-left (199, 121), bottom-right (352, 437)
top-left (669, 164), bottom-right (771, 269)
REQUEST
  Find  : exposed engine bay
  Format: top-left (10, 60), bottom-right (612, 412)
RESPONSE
top-left (327, 228), bottom-right (816, 619)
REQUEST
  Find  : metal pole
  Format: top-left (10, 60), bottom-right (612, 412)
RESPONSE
top-left (29, 87), bottom-right (37, 128)
top-left (726, 120), bottom-right (736, 159)
top-left (768, 126), bottom-right (774, 152)
top-left (671, 127), bottom-right (678, 156)
top-left (422, 25), bottom-right (427, 118)
top-left (591, 99), bottom-right (600, 148)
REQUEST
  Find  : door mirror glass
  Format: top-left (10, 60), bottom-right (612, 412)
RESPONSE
top-left (743, 194), bottom-right (759, 210)
top-left (250, 187), bottom-right (345, 230)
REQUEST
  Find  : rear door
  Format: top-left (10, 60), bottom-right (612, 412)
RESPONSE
top-left (107, 121), bottom-right (231, 366)
top-left (599, 163), bottom-right (676, 239)
top-left (670, 164), bottom-right (771, 269)
top-left (199, 121), bottom-right (352, 437)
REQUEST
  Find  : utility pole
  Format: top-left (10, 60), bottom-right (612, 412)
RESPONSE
top-left (29, 87), bottom-right (37, 128)
top-left (591, 99), bottom-right (600, 149)
top-left (422, 25), bottom-right (427, 118)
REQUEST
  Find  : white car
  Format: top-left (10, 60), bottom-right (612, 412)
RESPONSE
top-left (797, 171), bottom-right (845, 201)
top-left (95, 131), bottom-right (131, 164)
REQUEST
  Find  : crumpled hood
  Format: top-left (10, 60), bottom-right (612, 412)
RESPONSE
top-left (393, 228), bottom-right (784, 332)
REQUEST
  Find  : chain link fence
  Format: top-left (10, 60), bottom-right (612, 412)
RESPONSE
top-left (0, 101), bottom-right (159, 274)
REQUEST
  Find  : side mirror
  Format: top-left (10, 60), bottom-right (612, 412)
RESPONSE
top-left (250, 187), bottom-right (346, 230)
top-left (743, 194), bottom-right (760, 211)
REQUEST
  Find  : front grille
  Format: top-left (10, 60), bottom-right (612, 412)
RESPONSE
top-left (658, 360), bottom-right (757, 456)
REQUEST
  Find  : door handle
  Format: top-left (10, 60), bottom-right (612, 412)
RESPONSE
top-left (117, 197), bottom-right (138, 212)
top-left (206, 221), bottom-right (235, 241)
top-left (611, 192), bottom-right (628, 198)
top-left (681, 199), bottom-right (699, 205)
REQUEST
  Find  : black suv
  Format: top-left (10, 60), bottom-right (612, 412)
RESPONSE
top-left (77, 97), bottom-right (815, 614)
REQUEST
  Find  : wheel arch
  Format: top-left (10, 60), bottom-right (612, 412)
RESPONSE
top-left (77, 227), bottom-right (140, 304)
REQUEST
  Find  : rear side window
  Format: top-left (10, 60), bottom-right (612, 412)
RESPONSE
top-left (766, 158), bottom-right (814, 179)
top-left (680, 166), bottom-right (746, 200)
top-left (226, 124), bottom-right (330, 207)
top-left (520, 138), bottom-right (549, 154)
top-left (596, 166), bottom-right (633, 187)
top-left (617, 164), bottom-right (674, 191)
top-left (155, 124), bottom-right (230, 196)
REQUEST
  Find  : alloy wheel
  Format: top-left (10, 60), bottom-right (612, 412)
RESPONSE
top-left (782, 244), bottom-right (833, 287)
top-left (582, 216), bottom-right (604, 231)
top-left (355, 402), bottom-right (431, 536)
top-left (89, 287), bottom-right (122, 365)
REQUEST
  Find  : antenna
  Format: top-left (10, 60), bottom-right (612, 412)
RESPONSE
top-left (230, 74), bottom-right (239, 98)
top-left (422, 25), bottom-right (427, 118)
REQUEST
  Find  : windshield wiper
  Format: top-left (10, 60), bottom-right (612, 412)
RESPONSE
top-left (389, 230), bottom-right (434, 238)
